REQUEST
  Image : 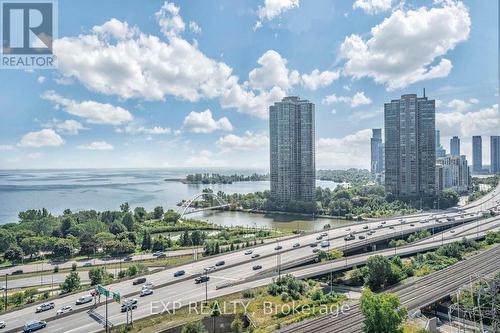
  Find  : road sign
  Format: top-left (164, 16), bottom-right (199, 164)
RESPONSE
top-left (112, 292), bottom-right (120, 303)
top-left (97, 285), bottom-right (110, 297)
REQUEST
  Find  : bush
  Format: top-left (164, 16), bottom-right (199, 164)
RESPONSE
top-left (71, 263), bottom-right (77, 271)
top-left (53, 266), bottom-right (59, 273)
top-left (242, 289), bottom-right (255, 298)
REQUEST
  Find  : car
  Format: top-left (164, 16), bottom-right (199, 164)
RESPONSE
top-left (215, 260), bottom-right (225, 267)
top-left (292, 243), bottom-right (300, 248)
top-left (56, 305), bottom-right (72, 315)
top-left (204, 266), bottom-right (216, 272)
top-left (133, 277), bottom-right (146, 285)
top-left (142, 282), bottom-right (154, 289)
top-left (0, 320), bottom-right (5, 329)
top-left (123, 256), bottom-right (133, 262)
top-left (450, 230), bottom-right (456, 233)
top-left (174, 270), bottom-right (185, 277)
top-left (157, 253), bottom-right (167, 259)
top-left (316, 235), bottom-right (323, 240)
top-left (363, 226), bottom-right (369, 230)
top-left (244, 249), bottom-right (253, 255)
top-left (35, 302), bottom-right (54, 313)
top-left (23, 320), bottom-right (46, 332)
top-left (312, 248), bottom-right (320, 253)
top-left (447, 217), bottom-right (455, 222)
top-left (381, 221), bottom-right (386, 225)
top-left (321, 232), bottom-right (328, 237)
top-left (121, 299), bottom-right (138, 312)
top-left (76, 295), bottom-right (93, 305)
top-left (12, 270), bottom-right (23, 275)
top-left (252, 265), bottom-right (262, 270)
top-left (195, 276), bottom-right (210, 284)
top-left (310, 243), bottom-right (318, 247)
top-left (251, 253), bottom-right (260, 259)
top-left (152, 251), bottom-right (163, 257)
top-left (389, 226), bottom-right (395, 230)
top-left (344, 234), bottom-right (355, 241)
top-left (140, 288), bottom-right (153, 297)
top-left (320, 241), bottom-right (330, 248)
top-left (358, 235), bottom-right (366, 240)
top-left (83, 262), bottom-right (92, 267)
top-left (410, 224), bottom-right (415, 227)
top-left (274, 245), bottom-right (283, 250)
top-left (345, 228), bottom-right (351, 231)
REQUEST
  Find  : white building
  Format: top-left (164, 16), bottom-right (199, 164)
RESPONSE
top-left (436, 155), bottom-right (470, 193)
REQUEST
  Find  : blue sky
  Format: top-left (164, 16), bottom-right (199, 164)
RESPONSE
top-left (0, 0), bottom-right (498, 170)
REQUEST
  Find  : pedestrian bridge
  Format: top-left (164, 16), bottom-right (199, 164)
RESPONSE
top-left (177, 192), bottom-right (229, 219)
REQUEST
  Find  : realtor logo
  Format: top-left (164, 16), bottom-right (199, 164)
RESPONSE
top-left (1, 0), bottom-right (57, 69)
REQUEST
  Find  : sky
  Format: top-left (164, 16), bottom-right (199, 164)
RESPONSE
top-left (0, 0), bottom-right (498, 170)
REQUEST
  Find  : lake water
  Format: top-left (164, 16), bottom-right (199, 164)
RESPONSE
top-left (0, 169), bottom-right (346, 230)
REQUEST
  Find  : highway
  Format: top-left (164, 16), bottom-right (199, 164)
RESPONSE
top-left (0, 185), bottom-right (498, 332)
top-left (278, 245), bottom-right (500, 333)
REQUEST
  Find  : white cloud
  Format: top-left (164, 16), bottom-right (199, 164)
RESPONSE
top-left (43, 119), bottom-right (87, 135)
top-left (189, 21), bottom-right (202, 34)
top-left (316, 129), bottom-right (372, 168)
top-left (18, 129), bottom-right (64, 148)
top-left (353, 0), bottom-right (393, 14)
top-left (340, 1), bottom-right (470, 90)
top-left (183, 149), bottom-right (229, 168)
top-left (323, 91), bottom-right (372, 108)
top-left (255, 0), bottom-right (299, 29)
top-left (437, 104), bottom-right (499, 138)
top-left (301, 69), bottom-right (340, 90)
top-left (77, 141), bottom-right (114, 150)
top-left (446, 98), bottom-right (479, 113)
top-left (41, 91), bottom-right (133, 125)
top-left (216, 131), bottom-right (269, 151)
top-left (248, 50), bottom-right (299, 91)
top-left (183, 109), bottom-right (233, 134)
top-left (122, 124), bottom-right (172, 135)
top-left (155, 1), bottom-right (185, 38)
top-left (0, 145), bottom-right (14, 151)
top-left (37, 76), bottom-right (46, 84)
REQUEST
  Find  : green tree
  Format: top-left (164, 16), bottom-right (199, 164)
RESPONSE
top-left (88, 267), bottom-right (105, 285)
top-left (60, 271), bottom-right (81, 293)
top-left (4, 245), bottom-right (24, 263)
top-left (230, 317), bottom-right (243, 333)
top-left (122, 212), bottom-right (136, 232)
top-left (141, 231), bottom-right (152, 250)
top-left (360, 290), bottom-right (407, 333)
top-left (181, 321), bottom-right (207, 333)
top-left (120, 202), bottom-right (130, 213)
top-left (133, 207), bottom-right (147, 222)
top-left (52, 239), bottom-right (75, 259)
top-left (0, 229), bottom-right (15, 252)
top-left (20, 237), bottom-right (44, 258)
top-left (153, 206), bottom-right (164, 219)
top-left (364, 255), bottom-right (393, 290)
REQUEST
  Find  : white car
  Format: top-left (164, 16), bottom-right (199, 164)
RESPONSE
top-left (142, 282), bottom-right (154, 289)
top-left (204, 266), bottom-right (216, 272)
top-left (140, 288), bottom-right (153, 297)
top-left (0, 320), bottom-right (5, 328)
top-left (35, 302), bottom-right (54, 313)
top-left (76, 294), bottom-right (93, 305)
top-left (56, 305), bottom-right (72, 315)
top-left (244, 249), bottom-right (253, 255)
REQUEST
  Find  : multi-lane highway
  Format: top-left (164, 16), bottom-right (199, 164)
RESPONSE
top-left (278, 244), bottom-right (500, 333)
top-left (1, 185), bottom-right (498, 332)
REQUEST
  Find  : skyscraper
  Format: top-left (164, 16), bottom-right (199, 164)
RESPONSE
top-left (384, 92), bottom-right (436, 199)
top-left (450, 136), bottom-right (460, 156)
top-left (269, 96), bottom-right (315, 208)
top-left (371, 129), bottom-right (384, 174)
top-left (435, 130), bottom-right (446, 157)
top-left (491, 135), bottom-right (500, 174)
top-left (472, 136), bottom-right (482, 173)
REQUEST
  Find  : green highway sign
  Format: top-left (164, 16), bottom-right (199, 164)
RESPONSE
top-left (113, 292), bottom-right (120, 303)
top-left (97, 285), bottom-right (110, 297)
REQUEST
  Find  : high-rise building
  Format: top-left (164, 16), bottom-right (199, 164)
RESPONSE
top-left (371, 129), bottom-right (384, 174)
top-left (436, 155), bottom-right (470, 193)
top-left (435, 130), bottom-right (446, 157)
top-left (384, 92), bottom-right (436, 199)
top-left (450, 136), bottom-right (460, 156)
top-left (269, 96), bottom-right (315, 208)
top-left (472, 136), bottom-right (482, 173)
top-left (491, 135), bottom-right (500, 174)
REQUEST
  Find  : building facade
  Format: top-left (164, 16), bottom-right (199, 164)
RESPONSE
top-left (472, 135), bottom-right (482, 173)
top-left (269, 96), bottom-right (315, 208)
top-left (436, 155), bottom-right (470, 193)
top-left (491, 135), bottom-right (500, 174)
top-left (450, 136), bottom-right (460, 156)
top-left (384, 93), bottom-right (436, 199)
top-left (435, 130), bottom-right (446, 158)
top-left (371, 128), bottom-right (384, 174)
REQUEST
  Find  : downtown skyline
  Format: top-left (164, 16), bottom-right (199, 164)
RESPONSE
top-left (0, 0), bottom-right (498, 170)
